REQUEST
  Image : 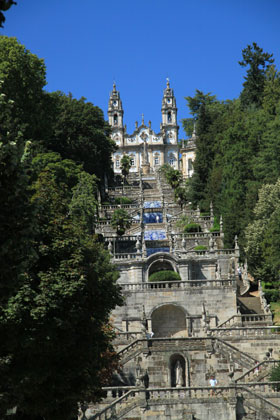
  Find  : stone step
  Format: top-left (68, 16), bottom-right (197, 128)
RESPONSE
top-left (238, 297), bottom-right (264, 315)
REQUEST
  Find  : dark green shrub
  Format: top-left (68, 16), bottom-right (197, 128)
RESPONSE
top-left (111, 209), bottom-right (131, 236)
top-left (269, 362), bottom-right (280, 390)
top-left (184, 223), bottom-right (202, 233)
top-left (210, 216), bottom-right (220, 232)
top-left (263, 289), bottom-right (280, 303)
top-left (149, 270), bottom-right (181, 282)
top-left (114, 197), bottom-right (133, 205)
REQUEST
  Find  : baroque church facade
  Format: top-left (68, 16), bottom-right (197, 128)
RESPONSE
top-left (109, 81), bottom-right (194, 177)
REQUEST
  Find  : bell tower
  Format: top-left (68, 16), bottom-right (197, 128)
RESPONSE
top-left (108, 83), bottom-right (124, 147)
top-left (108, 83), bottom-right (124, 128)
top-left (161, 79), bottom-right (178, 128)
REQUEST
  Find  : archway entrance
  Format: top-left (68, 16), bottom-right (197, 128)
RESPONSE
top-left (148, 260), bottom-right (174, 277)
top-left (151, 304), bottom-right (186, 337)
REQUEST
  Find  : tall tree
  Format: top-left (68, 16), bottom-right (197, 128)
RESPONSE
top-left (0, 0), bottom-right (16, 27)
top-left (45, 92), bottom-right (116, 181)
top-left (0, 160), bottom-right (122, 419)
top-left (239, 42), bottom-right (274, 108)
top-left (0, 36), bottom-right (47, 142)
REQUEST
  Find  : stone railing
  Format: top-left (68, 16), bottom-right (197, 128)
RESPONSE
top-left (210, 326), bottom-right (280, 338)
top-left (115, 331), bottom-right (144, 342)
top-left (87, 383), bottom-right (280, 420)
top-left (117, 337), bottom-right (207, 364)
top-left (213, 338), bottom-right (258, 368)
top-left (120, 279), bottom-right (235, 291)
top-left (259, 280), bottom-right (272, 315)
top-left (235, 360), bottom-right (278, 383)
top-left (101, 204), bottom-right (138, 210)
top-left (217, 314), bottom-right (273, 328)
top-left (239, 384), bottom-right (280, 419)
top-left (114, 253), bottom-right (141, 260)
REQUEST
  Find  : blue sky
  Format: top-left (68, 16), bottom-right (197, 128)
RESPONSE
top-left (1, 0), bottom-right (280, 137)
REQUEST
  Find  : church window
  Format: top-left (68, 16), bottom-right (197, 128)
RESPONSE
top-left (130, 156), bottom-right (135, 166)
top-left (154, 155), bottom-right (160, 165)
top-left (115, 159), bottom-right (120, 168)
top-left (168, 112), bottom-right (172, 123)
top-left (114, 114), bottom-right (118, 125)
top-left (169, 158), bottom-right (174, 166)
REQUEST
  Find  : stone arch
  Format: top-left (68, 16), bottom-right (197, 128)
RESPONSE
top-left (151, 304), bottom-right (187, 338)
top-left (146, 253), bottom-right (178, 280)
top-left (169, 354), bottom-right (186, 387)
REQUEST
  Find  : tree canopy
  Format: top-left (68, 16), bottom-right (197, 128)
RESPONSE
top-left (0, 36), bottom-right (122, 419)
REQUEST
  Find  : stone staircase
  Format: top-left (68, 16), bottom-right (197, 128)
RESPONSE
top-left (238, 296), bottom-right (264, 314)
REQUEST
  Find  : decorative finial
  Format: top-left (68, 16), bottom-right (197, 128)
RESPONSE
top-left (113, 82), bottom-right (116, 92)
top-left (135, 121), bottom-right (138, 129)
top-left (141, 113), bottom-right (144, 125)
top-left (166, 77), bottom-right (170, 88)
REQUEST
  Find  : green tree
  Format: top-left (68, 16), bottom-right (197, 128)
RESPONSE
top-left (45, 92), bottom-right (116, 181)
top-left (111, 208), bottom-right (132, 236)
top-left (0, 164), bottom-right (122, 419)
top-left (0, 36), bottom-right (47, 142)
top-left (0, 0), bottom-right (17, 27)
top-left (120, 154), bottom-right (132, 184)
top-left (269, 362), bottom-right (280, 390)
top-left (245, 179), bottom-right (280, 300)
top-left (239, 42), bottom-right (274, 108)
top-left (0, 81), bottom-right (35, 306)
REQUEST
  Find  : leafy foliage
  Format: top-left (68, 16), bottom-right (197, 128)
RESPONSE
top-left (269, 362), bottom-right (280, 391)
top-left (194, 245), bottom-right (207, 251)
top-left (120, 154), bottom-right (132, 181)
top-left (184, 223), bottom-right (202, 233)
top-left (114, 196), bottom-right (133, 205)
top-left (111, 208), bottom-right (132, 236)
top-left (44, 92), bottom-right (116, 180)
top-left (0, 37), bottom-right (123, 419)
top-left (149, 270), bottom-right (181, 282)
top-left (0, 1), bottom-right (16, 27)
top-left (239, 42), bottom-right (274, 108)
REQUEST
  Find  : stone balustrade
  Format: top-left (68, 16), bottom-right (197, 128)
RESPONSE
top-left (114, 253), bottom-right (140, 260)
top-left (87, 383), bottom-right (280, 420)
top-left (214, 338), bottom-right (258, 368)
top-left (217, 314), bottom-right (273, 328)
top-left (211, 326), bottom-right (280, 337)
top-left (101, 204), bottom-right (138, 210)
top-left (120, 279), bottom-right (235, 291)
top-left (115, 331), bottom-right (144, 341)
top-left (235, 360), bottom-right (278, 383)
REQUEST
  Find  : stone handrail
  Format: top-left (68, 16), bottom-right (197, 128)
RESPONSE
top-left (217, 314), bottom-right (273, 328)
top-left (117, 337), bottom-right (208, 363)
top-left (235, 360), bottom-right (278, 383)
top-left (88, 383), bottom-right (280, 420)
top-left (239, 385), bottom-right (280, 418)
top-left (115, 331), bottom-right (144, 342)
top-left (101, 204), bottom-right (138, 210)
top-left (120, 279), bottom-right (235, 291)
top-left (210, 326), bottom-right (280, 338)
top-left (214, 338), bottom-right (258, 368)
top-left (117, 338), bottom-right (145, 361)
top-left (114, 253), bottom-right (140, 260)
top-left (259, 280), bottom-right (272, 315)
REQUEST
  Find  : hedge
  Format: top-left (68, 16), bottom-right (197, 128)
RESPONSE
top-left (149, 270), bottom-right (181, 282)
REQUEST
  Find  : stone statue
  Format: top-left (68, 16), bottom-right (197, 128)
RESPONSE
top-left (143, 139), bottom-right (148, 164)
top-left (175, 360), bottom-right (183, 387)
